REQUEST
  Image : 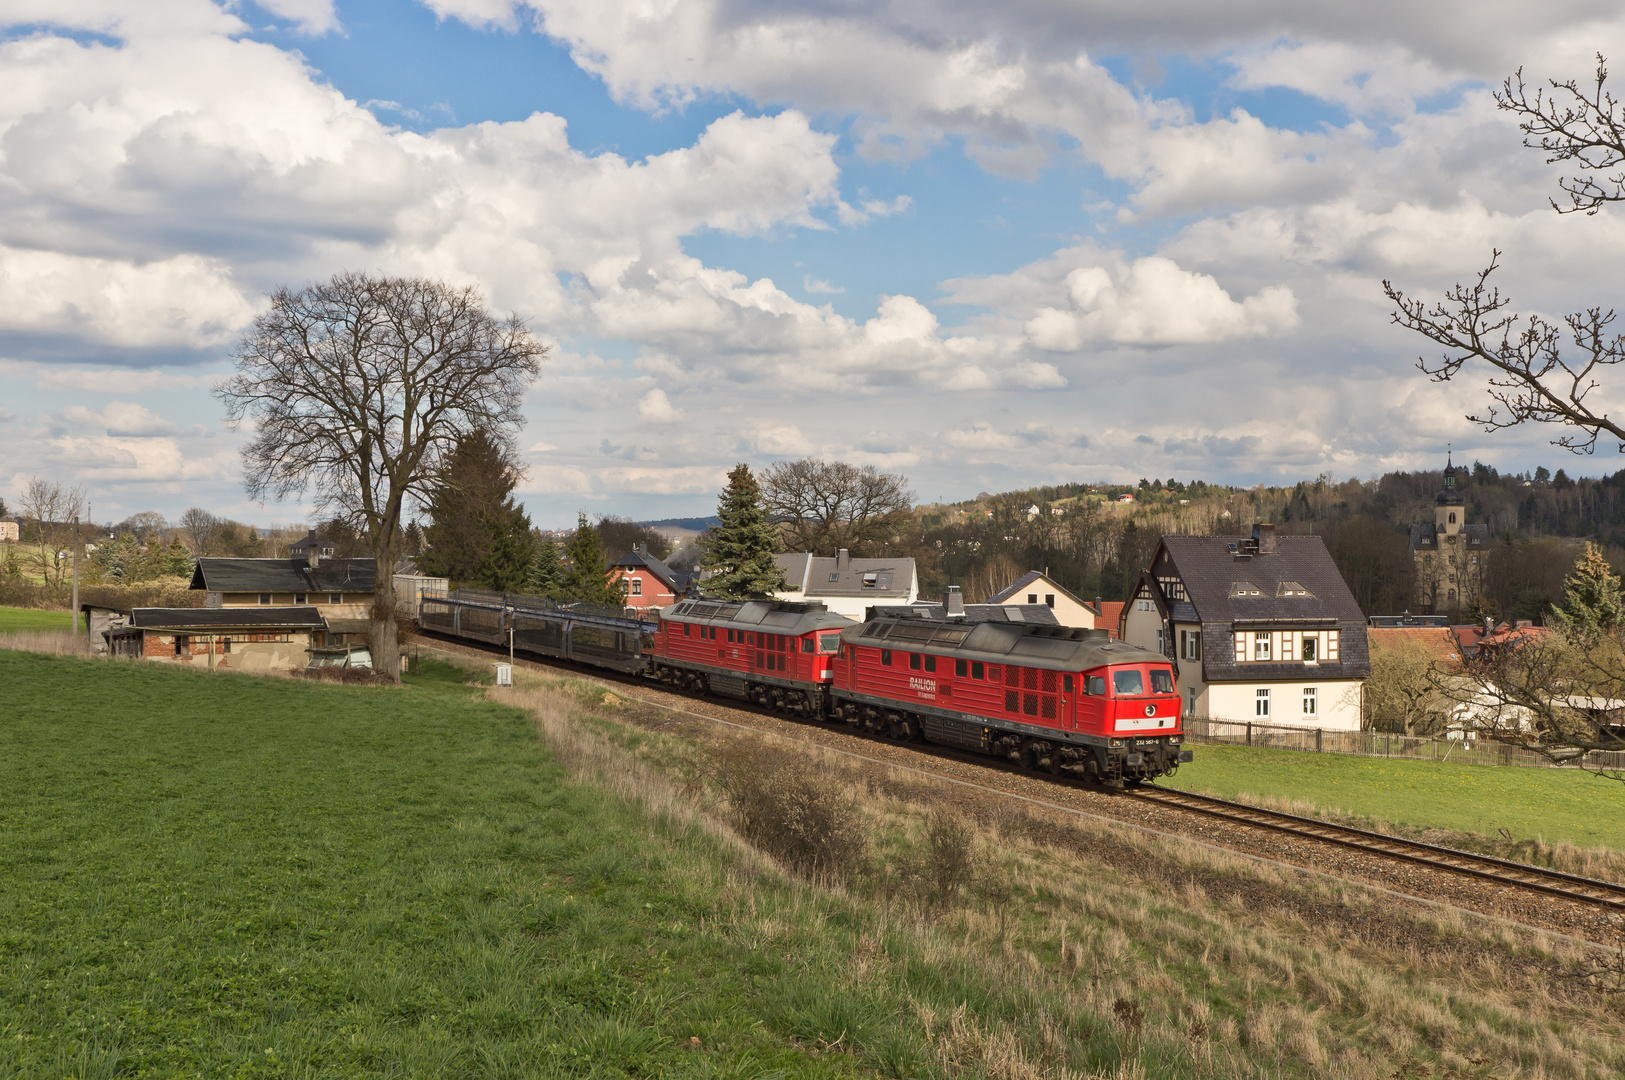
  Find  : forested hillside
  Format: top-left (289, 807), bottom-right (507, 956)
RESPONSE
top-left (900, 462), bottom-right (1625, 622)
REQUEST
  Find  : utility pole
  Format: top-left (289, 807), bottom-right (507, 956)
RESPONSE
top-left (70, 511), bottom-right (79, 638)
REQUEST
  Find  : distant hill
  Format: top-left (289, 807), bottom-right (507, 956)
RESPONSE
top-left (640, 517), bottom-right (719, 532)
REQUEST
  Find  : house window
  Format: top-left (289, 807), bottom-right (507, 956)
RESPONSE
top-left (1181, 630), bottom-right (1201, 661)
top-left (1303, 687), bottom-right (1317, 716)
top-left (1156, 628), bottom-right (1165, 654)
top-left (222, 638), bottom-right (232, 654)
top-left (1255, 688), bottom-right (1270, 717)
top-left (258, 593), bottom-right (271, 605)
top-left (862, 573), bottom-right (879, 588)
top-left (829, 573), bottom-right (839, 582)
top-left (1045, 594), bottom-right (1055, 607)
top-left (329, 593), bottom-right (342, 604)
top-left (1254, 636), bottom-right (1271, 661)
top-left (1302, 636), bottom-right (1317, 662)
top-left (1028, 593), bottom-right (1038, 604)
top-left (174, 635), bottom-right (189, 656)
top-left (295, 593), bottom-right (307, 604)
top-left (631, 579), bottom-right (642, 596)
top-left (1186, 687), bottom-right (1197, 716)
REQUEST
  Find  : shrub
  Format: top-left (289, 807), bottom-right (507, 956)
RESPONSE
top-left (712, 740), bottom-right (867, 884)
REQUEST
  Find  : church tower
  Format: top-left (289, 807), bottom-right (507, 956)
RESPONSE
top-left (1408, 452), bottom-right (1488, 615)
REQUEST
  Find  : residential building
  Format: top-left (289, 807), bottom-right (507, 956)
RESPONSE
top-left (1119, 524), bottom-right (1371, 730)
top-left (1409, 454), bottom-right (1489, 614)
top-left (0, 519), bottom-right (18, 543)
top-left (772, 549), bottom-right (918, 621)
top-left (190, 550), bottom-right (377, 645)
top-left (985, 570), bottom-right (1101, 630)
top-left (108, 607), bottom-right (327, 672)
top-left (611, 545), bottom-right (698, 610)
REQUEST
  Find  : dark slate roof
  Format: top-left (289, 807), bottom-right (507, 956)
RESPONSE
top-left (613, 548), bottom-right (681, 592)
top-left (290, 531), bottom-right (335, 554)
top-left (190, 558), bottom-right (377, 594)
top-left (1409, 523), bottom-right (1490, 553)
top-left (1155, 535), bottom-right (1370, 683)
top-left (985, 570), bottom-right (1090, 610)
top-left (129, 607), bottom-right (326, 630)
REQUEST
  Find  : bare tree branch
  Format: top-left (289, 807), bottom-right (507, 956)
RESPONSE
top-left (216, 273), bottom-right (546, 679)
top-left (760, 459), bottom-right (916, 556)
top-left (1497, 55), bottom-right (1625, 215)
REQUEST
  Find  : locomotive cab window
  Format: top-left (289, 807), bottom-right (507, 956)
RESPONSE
top-left (819, 632), bottom-right (840, 653)
top-left (955, 659), bottom-right (967, 677)
top-left (1087, 675), bottom-right (1106, 696)
top-left (727, 629), bottom-right (735, 643)
top-left (972, 661), bottom-right (985, 680)
top-left (909, 653), bottom-right (921, 670)
top-left (924, 655), bottom-right (936, 673)
top-left (802, 638), bottom-right (815, 653)
top-left (881, 649), bottom-right (892, 665)
top-left (1151, 669), bottom-right (1175, 694)
top-left (1112, 670), bottom-right (1145, 696)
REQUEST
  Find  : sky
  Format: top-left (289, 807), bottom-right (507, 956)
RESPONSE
top-left (4, 1), bottom-right (1625, 529)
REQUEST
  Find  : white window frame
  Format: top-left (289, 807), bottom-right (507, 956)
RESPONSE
top-left (630, 577), bottom-right (642, 596)
top-left (1255, 688), bottom-right (1270, 718)
top-left (1302, 687), bottom-right (1317, 716)
top-left (1254, 636), bottom-right (1271, 661)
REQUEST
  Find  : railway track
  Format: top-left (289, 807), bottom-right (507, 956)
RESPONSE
top-left (417, 630), bottom-right (1625, 917)
top-left (1131, 784), bottom-right (1625, 911)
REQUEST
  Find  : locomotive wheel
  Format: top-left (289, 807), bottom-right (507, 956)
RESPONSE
top-left (1019, 743), bottom-right (1039, 771)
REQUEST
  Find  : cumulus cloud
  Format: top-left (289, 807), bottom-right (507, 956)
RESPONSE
top-left (636, 387), bottom-right (683, 423)
top-left (60, 401), bottom-right (180, 436)
top-left (255, 0), bottom-right (341, 35)
top-left (1023, 257), bottom-right (1298, 349)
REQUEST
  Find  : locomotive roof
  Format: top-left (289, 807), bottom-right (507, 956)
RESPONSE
top-left (843, 611), bottom-right (1164, 671)
top-left (664, 598), bottom-right (854, 635)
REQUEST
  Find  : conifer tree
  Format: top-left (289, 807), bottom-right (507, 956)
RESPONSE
top-left (1556, 542), bottom-right (1624, 636)
top-left (561, 513), bottom-right (627, 607)
top-left (164, 537), bottom-right (195, 578)
top-left (702, 464), bottom-right (786, 600)
top-left (529, 532), bottom-right (566, 597)
top-left (419, 430), bottom-right (532, 586)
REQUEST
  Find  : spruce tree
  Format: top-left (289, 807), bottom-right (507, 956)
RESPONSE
top-left (529, 532), bottom-right (566, 598)
top-left (1556, 542), bottom-right (1624, 636)
top-left (702, 464), bottom-right (786, 600)
top-left (561, 513), bottom-right (627, 607)
top-left (165, 538), bottom-right (195, 577)
top-left (419, 430), bottom-right (531, 586)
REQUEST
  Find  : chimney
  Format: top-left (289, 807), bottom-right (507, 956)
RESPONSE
top-left (307, 536), bottom-right (320, 569)
top-left (1484, 616), bottom-right (1493, 638)
top-left (1253, 522), bottom-right (1278, 554)
top-left (943, 585), bottom-right (966, 619)
top-left (837, 548), bottom-right (849, 568)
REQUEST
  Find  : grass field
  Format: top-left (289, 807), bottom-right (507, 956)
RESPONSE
top-left (6, 649), bottom-right (1624, 1079)
top-left (0, 606), bottom-right (72, 633)
top-left (1164, 742), bottom-right (1625, 851)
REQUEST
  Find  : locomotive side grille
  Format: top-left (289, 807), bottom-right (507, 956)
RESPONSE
top-left (1040, 695), bottom-right (1056, 719)
top-left (1004, 690), bottom-right (1019, 712)
top-left (1004, 665), bottom-right (1020, 687)
top-left (1022, 667), bottom-right (1038, 690)
top-left (1022, 693), bottom-right (1039, 716)
top-left (1040, 670), bottom-right (1057, 693)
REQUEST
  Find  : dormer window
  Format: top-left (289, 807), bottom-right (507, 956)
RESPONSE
top-left (1229, 582), bottom-right (1262, 598)
top-left (862, 573), bottom-right (878, 588)
top-left (1254, 636), bottom-right (1271, 661)
top-left (1276, 581), bottom-right (1312, 598)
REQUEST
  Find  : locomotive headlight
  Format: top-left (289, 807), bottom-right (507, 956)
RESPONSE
top-left (1108, 738), bottom-right (1124, 748)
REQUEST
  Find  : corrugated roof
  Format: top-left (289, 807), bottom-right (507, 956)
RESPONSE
top-left (774, 553), bottom-right (915, 598)
top-left (191, 558), bottom-right (377, 593)
top-left (129, 607), bottom-right (326, 630)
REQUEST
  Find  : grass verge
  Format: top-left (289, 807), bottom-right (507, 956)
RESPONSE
top-left (0, 606), bottom-right (74, 633)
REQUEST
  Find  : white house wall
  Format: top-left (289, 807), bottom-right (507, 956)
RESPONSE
top-left (1205, 680), bottom-right (1363, 731)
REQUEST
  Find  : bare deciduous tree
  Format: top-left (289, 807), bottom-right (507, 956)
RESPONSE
top-left (1385, 56), bottom-right (1625, 456)
top-left (18, 477), bottom-right (85, 590)
top-left (218, 273), bottom-right (546, 680)
top-left (760, 458), bottom-right (915, 557)
top-left (177, 507), bottom-right (221, 556)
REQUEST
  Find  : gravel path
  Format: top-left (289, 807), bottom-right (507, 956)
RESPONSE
top-left (426, 637), bottom-right (1623, 948)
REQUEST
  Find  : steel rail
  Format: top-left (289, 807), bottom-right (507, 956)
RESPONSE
top-left (1131, 784), bottom-right (1625, 911)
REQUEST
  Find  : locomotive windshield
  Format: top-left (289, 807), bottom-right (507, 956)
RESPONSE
top-left (1151, 669), bottom-right (1175, 694)
top-left (818, 632), bottom-right (841, 653)
top-left (1112, 670), bottom-right (1144, 695)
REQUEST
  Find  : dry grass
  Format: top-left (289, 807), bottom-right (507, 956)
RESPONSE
top-left (0, 629), bottom-right (92, 656)
top-left (480, 661), bottom-right (1625, 1079)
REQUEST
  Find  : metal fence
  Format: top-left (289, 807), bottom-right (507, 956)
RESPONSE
top-left (1186, 716), bottom-right (1625, 772)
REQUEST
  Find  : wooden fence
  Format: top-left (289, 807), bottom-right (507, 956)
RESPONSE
top-left (1186, 716), bottom-right (1625, 772)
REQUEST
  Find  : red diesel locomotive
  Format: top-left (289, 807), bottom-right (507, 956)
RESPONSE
top-left (641, 596), bottom-right (1189, 786)
top-left (647, 597), bottom-right (851, 715)
top-left (830, 607), bottom-right (1189, 786)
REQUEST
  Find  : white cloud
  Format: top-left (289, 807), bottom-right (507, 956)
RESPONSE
top-left (803, 276), bottom-right (844, 295)
top-left (60, 401), bottom-right (180, 436)
top-left (255, 0), bottom-right (340, 35)
top-left (1023, 256), bottom-right (1298, 349)
top-left (636, 387), bottom-right (682, 423)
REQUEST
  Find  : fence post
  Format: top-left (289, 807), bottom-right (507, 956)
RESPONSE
top-left (1247, 722), bottom-right (1253, 746)
top-left (1315, 728), bottom-right (1322, 753)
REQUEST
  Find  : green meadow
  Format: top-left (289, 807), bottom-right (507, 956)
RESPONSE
top-left (1163, 742), bottom-right (1625, 851)
top-left (0, 606), bottom-right (73, 633)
